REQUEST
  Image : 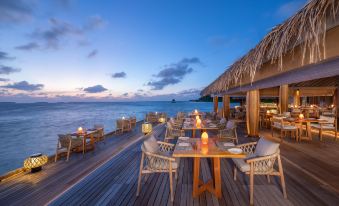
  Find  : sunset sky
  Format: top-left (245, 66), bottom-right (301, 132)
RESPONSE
top-left (0, 0), bottom-right (306, 102)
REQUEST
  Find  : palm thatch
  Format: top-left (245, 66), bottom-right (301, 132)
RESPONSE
top-left (201, 0), bottom-right (339, 96)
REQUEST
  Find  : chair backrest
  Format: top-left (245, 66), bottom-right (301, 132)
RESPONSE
top-left (282, 112), bottom-right (291, 118)
top-left (320, 115), bottom-right (335, 125)
top-left (58, 134), bottom-right (71, 148)
top-left (226, 120), bottom-right (236, 129)
top-left (116, 119), bottom-right (124, 129)
top-left (271, 117), bottom-right (283, 128)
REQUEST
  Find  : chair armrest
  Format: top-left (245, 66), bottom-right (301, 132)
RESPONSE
top-left (246, 153), bottom-right (277, 164)
top-left (158, 141), bottom-right (175, 152)
top-left (157, 141), bottom-right (175, 147)
top-left (246, 153), bottom-right (278, 173)
top-left (144, 151), bottom-right (175, 161)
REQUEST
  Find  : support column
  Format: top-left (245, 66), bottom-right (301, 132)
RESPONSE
top-left (246, 90), bottom-right (260, 137)
top-left (293, 89), bottom-right (300, 107)
top-left (335, 88), bottom-right (339, 118)
top-left (223, 95), bottom-right (230, 119)
top-left (279, 85), bottom-right (289, 113)
top-left (213, 96), bottom-right (219, 113)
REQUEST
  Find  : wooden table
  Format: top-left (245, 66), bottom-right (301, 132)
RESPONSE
top-left (72, 130), bottom-right (97, 154)
top-left (182, 124), bottom-right (219, 138)
top-left (285, 118), bottom-right (327, 140)
top-left (173, 138), bottom-right (245, 198)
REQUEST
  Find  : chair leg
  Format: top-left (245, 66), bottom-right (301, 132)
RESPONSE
top-left (267, 175), bottom-right (270, 183)
top-left (233, 166), bottom-right (237, 181)
top-left (54, 151), bottom-right (58, 162)
top-left (175, 170), bottom-right (178, 180)
top-left (335, 130), bottom-right (337, 141)
top-left (169, 164), bottom-right (174, 201)
top-left (278, 155), bottom-right (287, 199)
top-left (319, 129), bottom-right (323, 141)
top-left (250, 165), bottom-right (254, 205)
top-left (136, 153), bottom-right (145, 196)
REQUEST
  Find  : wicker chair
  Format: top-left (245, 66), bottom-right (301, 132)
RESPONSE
top-left (55, 134), bottom-right (83, 162)
top-left (311, 115), bottom-right (337, 141)
top-left (137, 136), bottom-right (179, 201)
top-left (116, 119), bottom-right (132, 134)
top-left (232, 139), bottom-right (287, 205)
top-left (129, 116), bottom-right (137, 128)
top-left (165, 122), bottom-right (185, 142)
top-left (93, 124), bottom-right (105, 142)
top-left (271, 117), bottom-right (299, 142)
top-left (218, 121), bottom-right (238, 144)
top-left (146, 113), bottom-right (158, 123)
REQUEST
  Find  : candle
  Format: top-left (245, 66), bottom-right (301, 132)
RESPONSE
top-left (299, 114), bottom-right (304, 119)
top-left (201, 132), bottom-right (208, 144)
top-left (195, 115), bottom-right (200, 120)
top-left (201, 143), bottom-right (208, 154)
top-left (196, 119), bottom-right (201, 128)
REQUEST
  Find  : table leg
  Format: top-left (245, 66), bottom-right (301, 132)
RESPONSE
top-left (213, 157), bottom-right (221, 198)
top-left (192, 129), bottom-right (196, 138)
top-left (306, 122), bottom-right (312, 140)
top-left (193, 157), bottom-right (201, 197)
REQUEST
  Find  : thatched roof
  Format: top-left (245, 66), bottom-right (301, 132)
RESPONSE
top-left (201, 0), bottom-right (339, 96)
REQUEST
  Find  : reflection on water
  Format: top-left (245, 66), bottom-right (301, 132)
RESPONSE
top-left (0, 101), bottom-right (238, 175)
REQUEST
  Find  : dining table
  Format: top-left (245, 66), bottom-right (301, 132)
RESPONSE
top-left (173, 138), bottom-right (246, 198)
top-left (284, 117), bottom-right (327, 141)
top-left (182, 119), bottom-right (219, 138)
top-left (71, 129), bottom-right (99, 154)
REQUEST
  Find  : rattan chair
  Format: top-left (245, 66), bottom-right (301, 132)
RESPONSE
top-left (116, 119), bottom-right (132, 134)
top-left (271, 117), bottom-right (299, 142)
top-left (146, 112), bottom-right (158, 123)
top-left (232, 140), bottom-right (287, 205)
top-left (218, 121), bottom-right (238, 144)
top-left (93, 124), bottom-right (105, 142)
top-left (129, 116), bottom-right (137, 128)
top-left (137, 136), bottom-right (179, 201)
top-left (311, 115), bottom-right (337, 141)
top-left (165, 122), bottom-right (185, 142)
top-left (55, 134), bottom-right (83, 162)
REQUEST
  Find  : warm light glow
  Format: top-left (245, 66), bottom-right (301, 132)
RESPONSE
top-left (195, 115), bottom-right (200, 120)
top-left (122, 116), bottom-right (125, 120)
top-left (159, 117), bottom-right (165, 123)
top-left (142, 122), bottom-right (152, 134)
top-left (194, 109), bottom-right (198, 114)
top-left (310, 105), bottom-right (314, 108)
top-left (201, 144), bottom-right (208, 154)
top-left (77, 127), bottom-right (83, 134)
top-left (299, 114), bottom-right (304, 119)
top-left (294, 105), bottom-right (298, 108)
top-left (155, 112), bottom-right (158, 115)
top-left (266, 110), bottom-right (270, 114)
top-left (196, 119), bottom-right (201, 128)
top-left (201, 132), bottom-right (208, 144)
top-left (331, 104), bottom-right (335, 108)
top-left (23, 153), bottom-right (48, 170)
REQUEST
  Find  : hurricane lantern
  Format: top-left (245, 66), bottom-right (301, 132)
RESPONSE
top-left (142, 122), bottom-right (152, 135)
top-left (24, 153), bottom-right (48, 173)
top-left (159, 117), bottom-right (165, 123)
top-left (201, 132), bottom-right (209, 145)
top-left (299, 113), bottom-right (304, 119)
top-left (77, 127), bottom-right (83, 134)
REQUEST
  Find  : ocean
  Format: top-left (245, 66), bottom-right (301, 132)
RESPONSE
top-left (0, 101), bottom-right (238, 175)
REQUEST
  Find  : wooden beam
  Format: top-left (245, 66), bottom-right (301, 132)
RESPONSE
top-left (223, 95), bottom-right (230, 119)
top-left (246, 90), bottom-right (260, 137)
top-left (279, 85), bottom-right (289, 113)
top-left (213, 96), bottom-right (219, 113)
top-left (293, 89), bottom-right (301, 106)
top-left (220, 57), bottom-right (339, 95)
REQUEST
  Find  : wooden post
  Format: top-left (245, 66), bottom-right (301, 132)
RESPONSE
top-left (223, 95), bottom-right (230, 119)
top-left (293, 89), bottom-right (300, 106)
top-left (279, 85), bottom-right (289, 113)
top-left (213, 96), bottom-right (219, 113)
top-left (335, 88), bottom-right (339, 118)
top-left (246, 90), bottom-right (260, 137)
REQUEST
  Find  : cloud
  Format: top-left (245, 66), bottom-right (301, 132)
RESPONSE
top-left (54, 0), bottom-right (74, 9)
top-left (0, 51), bottom-right (15, 60)
top-left (15, 42), bottom-right (40, 51)
top-left (1, 81), bottom-right (44, 91)
top-left (83, 85), bottom-right (107, 93)
top-left (0, 0), bottom-right (34, 23)
top-left (0, 65), bottom-right (21, 75)
top-left (111, 72), bottom-right (127, 78)
top-left (147, 57), bottom-right (202, 90)
top-left (178, 88), bottom-right (201, 96)
top-left (275, 1), bottom-right (305, 19)
top-left (122, 92), bottom-right (128, 97)
top-left (83, 15), bottom-right (106, 30)
top-left (0, 78), bottom-right (9, 82)
top-left (29, 18), bottom-right (83, 49)
top-left (87, 49), bottom-right (98, 58)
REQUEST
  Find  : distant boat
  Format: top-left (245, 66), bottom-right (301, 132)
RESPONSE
top-left (171, 99), bottom-right (176, 103)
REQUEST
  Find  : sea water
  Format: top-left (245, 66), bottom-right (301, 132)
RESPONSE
top-left (0, 101), bottom-right (238, 175)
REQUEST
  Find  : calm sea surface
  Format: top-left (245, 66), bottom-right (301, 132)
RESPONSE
top-left (0, 101), bottom-right (238, 175)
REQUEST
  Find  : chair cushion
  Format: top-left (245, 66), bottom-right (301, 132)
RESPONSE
top-left (232, 158), bottom-right (250, 172)
top-left (311, 123), bottom-right (335, 130)
top-left (220, 118), bottom-right (227, 124)
top-left (254, 138), bottom-right (280, 157)
top-left (143, 135), bottom-right (160, 153)
top-left (282, 125), bottom-right (297, 130)
top-left (226, 121), bottom-right (235, 129)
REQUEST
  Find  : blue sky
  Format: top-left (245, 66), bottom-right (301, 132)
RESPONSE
top-left (0, 0), bottom-right (306, 102)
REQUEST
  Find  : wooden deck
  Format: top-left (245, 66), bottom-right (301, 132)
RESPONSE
top-left (1, 122), bottom-right (339, 205)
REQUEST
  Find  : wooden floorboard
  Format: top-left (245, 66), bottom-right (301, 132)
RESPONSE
top-left (1, 122), bottom-right (339, 205)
